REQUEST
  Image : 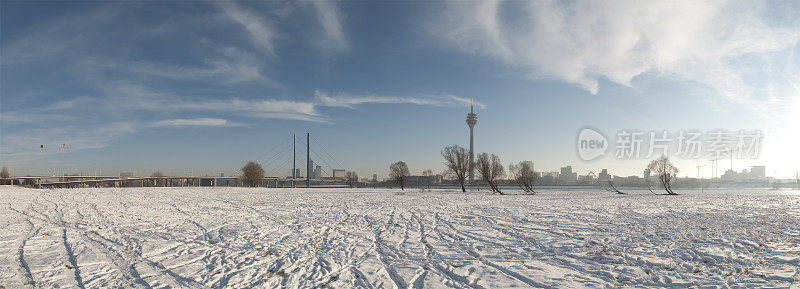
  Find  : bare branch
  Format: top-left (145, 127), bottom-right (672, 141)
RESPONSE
top-left (441, 145), bottom-right (469, 192)
top-left (476, 153), bottom-right (505, 194)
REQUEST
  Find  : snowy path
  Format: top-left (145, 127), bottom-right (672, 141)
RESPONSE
top-left (1, 187), bottom-right (798, 288)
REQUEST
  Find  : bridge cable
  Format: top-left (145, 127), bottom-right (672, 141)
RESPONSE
top-left (311, 136), bottom-right (346, 170)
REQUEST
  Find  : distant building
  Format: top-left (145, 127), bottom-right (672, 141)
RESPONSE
top-left (372, 174), bottom-right (378, 182)
top-left (314, 165), bottom-right (322, 179)
top-left (332, 169), bottom-right (345, 178)
top-left (722, 166), bottom-right (767, 181)
top-left (539, 174), bottom-right (556, 184)
top-left (408, 174), bottom-right (443, 186)
top-left (750, 166), bottom-right (766, 179)
top-left (295, 169), bottom-right (301, 178)
top-left (721, 169), bottom-right (738, 180)
top-left (559, 166), bottom-right (577, 183)
top-left (598, 169), bottom-right (610, 181)
top-left (643, 169), bottom-right (650, 180)
top-left (544, 172), bottom-right (559, 178)
top-left (308, 160), bottom-right (315, 178)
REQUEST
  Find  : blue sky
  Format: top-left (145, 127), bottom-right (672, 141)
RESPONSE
top-left (1, 0), bottom-right (799, 179)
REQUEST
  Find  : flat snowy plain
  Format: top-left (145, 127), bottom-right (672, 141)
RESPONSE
top-left (1, 186), bottom-right (798, 288)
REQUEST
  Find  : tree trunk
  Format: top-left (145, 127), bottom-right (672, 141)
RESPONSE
top-left (666, 178), bottom-right (676, 195)
top-left (489, 181), bottom-right (503, 195)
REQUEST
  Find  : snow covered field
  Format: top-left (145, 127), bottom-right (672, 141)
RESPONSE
top-left (1, 187), bottom-right (798, 288)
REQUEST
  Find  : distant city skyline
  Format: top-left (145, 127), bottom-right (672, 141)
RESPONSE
top-left (1, 1), bottom-right (799, 178)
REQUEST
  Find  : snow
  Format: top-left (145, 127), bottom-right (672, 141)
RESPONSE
top-left (1, 186), bottom-right (799, 288)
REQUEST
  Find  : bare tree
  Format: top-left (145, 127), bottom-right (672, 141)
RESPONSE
top-left (1, 166), bottom-right (9, 185)
top-left (422, 169), bottom-right (434, 189)
top-left (345, 171), bottom-right (359, 188)
top-left (389, 161), bottom-right (410, 190)
top-left (441, 145), bottom-right (470, 192)
top-left (475, 153), bottom-right (505, 194)
top-left (509, 162), bottom-right (537, 194)
top-left (647, 156), bottom-right (679, 195)
top-left (241, 161), bottom-right (265, 187)
top-left (151, 171), bottom-right (165, 187)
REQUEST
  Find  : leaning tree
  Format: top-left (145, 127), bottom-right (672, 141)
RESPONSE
top-left (509, 161), bottom-right (537, 194)
top-left (241, 161), bottom-right (265, 187)
top-left (647, 156), bottom-right (679, 195)
top-left (475, 153), bottom-right (505, 194)
top-left (441, 145), bottom-right (470, 192)
top-left (389, 161), bottom-right (410, 190)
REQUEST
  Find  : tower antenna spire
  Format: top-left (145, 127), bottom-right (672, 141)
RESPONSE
top-left (471, 97), bottom-right (474, 113)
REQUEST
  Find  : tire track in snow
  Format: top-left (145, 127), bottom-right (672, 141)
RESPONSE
top-left (433, 212), bottom-right (554, 288)
top-left (8, 197), bottom-right (44, 288)
top-left (368, 213), bottom-right (408, 289)
top-left (16, 218), bottom-right (40, 287)
top-left (80, 229), bottom-right (151, 288)
top-left (307, 210), bottom-right (385, 288)
top-left (50, 195), bottom-right (87, 289)
top-left (32, 193), bottom-right (89, 289)
top-left (170, 203), bottom-right (210, 243)
top-left (410, 268), bottom-right (428, 289)
top-left (412, 211), bottom-right (484, 289)
top-left (466, 206), bottom-right (626, 285)
top-left (79, 199), bottom-right (205, 289)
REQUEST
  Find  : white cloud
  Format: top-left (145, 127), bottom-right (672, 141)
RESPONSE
top-left (0, 86), bottom-right (476, 165)
top-left (111, 56), bottom-right (264, 84)
top-left (78, 80), bottom-right (323, 122)
top-left (180, 98), bottom-right (327, 122)
top-left (219, 0), bottom-right (349, 55)
top-left (152, 118), bottom-right (246, 127)
top-left (219, 1), bottom-right (277, 55)
top-left (314, 90), bottom-right (486, 109)
top-left (306, 0), bottom-right (349, 52)
top-left (433, 0), bottom-right (800, 119)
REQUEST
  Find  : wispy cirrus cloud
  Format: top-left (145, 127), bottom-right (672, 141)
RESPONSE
top-left (151, 118), bottom-right (246, 127)
top-left (218, 1), bottom-right (277, 56)
top-left (82, 49), bottom-right (267, 85)
top-left (82, 80), bottom-right (326, 122)
top-left (432, 0), bottom-right (800, 122)
top-left (219, 0), bottom-right (350, 55)
top-left (0, 86), bottom-right (474, 165)
top-left (82, 80), bottom-right (475, 123)
top-left (314, 90), bottom-right (485, 109)
top-left (304, 0), bottom-right (349, 53)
